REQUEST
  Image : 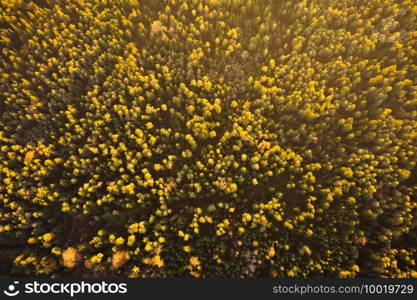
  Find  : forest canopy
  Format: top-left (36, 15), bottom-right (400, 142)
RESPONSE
top-left (1, 0), bottom-right (417, 278)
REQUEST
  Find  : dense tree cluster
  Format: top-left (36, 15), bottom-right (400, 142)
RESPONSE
top-left (1, 0), bottom-right (417, 277)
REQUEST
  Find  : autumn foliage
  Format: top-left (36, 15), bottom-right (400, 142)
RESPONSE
top-left (1, 0), bottom-right (417, 277)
